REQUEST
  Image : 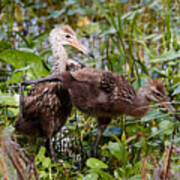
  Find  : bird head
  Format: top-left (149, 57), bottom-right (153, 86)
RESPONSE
top-left (145, 79), bottom-right (175, 114)
top-left (49, 25), bottom-right (93, 57)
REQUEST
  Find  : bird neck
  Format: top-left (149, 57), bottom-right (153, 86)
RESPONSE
top-left (51, 44), bottom-right (68, 74)
top-left (129, 85), bottom-right (150, 117)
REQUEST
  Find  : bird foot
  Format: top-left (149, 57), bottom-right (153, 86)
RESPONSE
top-left (91, 120), bottom-right (110, 158)
top-left (91, 149), bottom-right (98, 158)
top-left (51, 151), bottom-right (58, 162)
top-left (91, 140), bottom-right (99, 158)
top-left (46, 138), bottom-right (58, 162)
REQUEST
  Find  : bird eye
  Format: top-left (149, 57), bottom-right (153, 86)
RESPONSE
top-left (154, 91), bottom-right (161, 97)
top-left (65, 34), bottom-right (71, 38)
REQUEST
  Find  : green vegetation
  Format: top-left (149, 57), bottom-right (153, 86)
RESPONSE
top-left (0, 0), bottom-right (179, 179)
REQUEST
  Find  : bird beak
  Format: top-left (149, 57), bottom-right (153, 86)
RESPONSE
top-left (161, 97), bottom-right (176, 114)
top-left (70, 41), bottom-right (94, 58)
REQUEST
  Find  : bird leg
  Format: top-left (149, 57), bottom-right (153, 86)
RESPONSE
top-left (45, 138), bottom-right (58, 162)
top-left (92, 117), bottom-right (111, 157)
top-left (19, 75), bottom-right (26, 119)
top-left (21, 75), bottom-right (61, 86)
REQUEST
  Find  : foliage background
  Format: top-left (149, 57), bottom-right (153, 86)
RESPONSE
top-left (0, 0), bottom-right (180, 179)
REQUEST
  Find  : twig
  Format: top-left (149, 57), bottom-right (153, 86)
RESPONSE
top-left (13, 138), bottom-right (39, 180)
top-left (31, 155), bottom-right (40, 180)
top-left (0, 141), bottom-right (9, 180)
top-left (141, 156), bottom-right (148, 180)
top-left (3, 139), bottom-right (26, 180)
top-left (161, 118), bottom-right (177, 179)
top-left (1, 133), bottom-right (39, 180)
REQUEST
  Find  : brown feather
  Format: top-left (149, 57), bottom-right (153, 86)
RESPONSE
top-left (38, 68), bottom-right (171, 156)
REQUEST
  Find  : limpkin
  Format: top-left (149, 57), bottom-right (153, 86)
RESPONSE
top-left (15, 25), bottom-right (91, 160)
top-left (21, 67), bottom-right (177, 157)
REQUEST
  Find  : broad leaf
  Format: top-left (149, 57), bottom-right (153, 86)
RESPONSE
top-left (159, 120), bottom-right (174, 135)
top-left (82, 173), bottom-right (98, 180)
top-left (103, 126), bottom-right (122, 137)
top-left (0, 92), bottom-right (19, 106)
top-left (86, 158), bottom-right (108, 169)
top-left (0, 49), bottom-right (49, 81)
top-left (107, 142), bottom-right (129, 164)
top-left (172, 84), bottom-right (180, 95)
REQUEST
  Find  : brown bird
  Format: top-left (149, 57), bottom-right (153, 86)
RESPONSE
top-left (21, 67), bottom-right (176, 157)
top-left (15, 25), bottom-right (91, 160)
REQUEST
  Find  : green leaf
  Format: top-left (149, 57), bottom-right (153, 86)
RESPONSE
top-left (0, 49), bottom-right (49, 81)
top-left (103, 126), bottom-right (122, 137)
top-left (0, 40), bottom-right (11, 51)
top-left (0, 92), bottom-right (19, 106)
top-left (99, 171), bottom-right (114, 180)
top-left (85, 23), bottom-right (100, 35)
top-left (117, 0), bottom-right (128, 3)
top-left (42, 157), bottom-right (51, 168)
top-left (8, 71), bottom-right (25, 84)
top-left (48, 9), bottom-right (65, 18)
top-left (150, 51), bottom-right (180, 63)
top-left (93, 0), bottom-right (116, 28)
top-left (35, 147), bottom-right (46, 162)
top-left (141, 110), bottom-right (164, 122)
top-left (172, 84), bottom-right (180, 95)
top-left (86, 158), bottom-right (108, 169)
top-left (0, 32), bottom-right (6, 40)
top-left (83, 173), bottom-right (99, 180)
top-left (129, 174), bottom-right (141, 180)
top-left (67, 8), bottom-right (86, 16)
top-left (107, 142), bottom-right (128, 164)
top-left (15, 32), bottom-right (32, 48)
top-left (159, 120), bottom-right (174, 135)
top-left (63, 162), bottom-right (72, 169)
top-left (107, 142), bottom-right (121, 161)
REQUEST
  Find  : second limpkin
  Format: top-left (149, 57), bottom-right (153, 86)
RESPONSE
top-left (22, 67), bottom-right (177, 156)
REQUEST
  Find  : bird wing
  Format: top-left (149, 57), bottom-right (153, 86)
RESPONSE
top-left (70, 68), bottom-right (136, 103)
top-left (24, 82), bottom-right (62, 114)
top-left (115, 76), bottom-right (136, 103)
top-left (18, 81), bottom-right (71, 137)
top-left (70, 68), bottom-right (102, 83)
top-left (70, 68), bottom-right (117, 93)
